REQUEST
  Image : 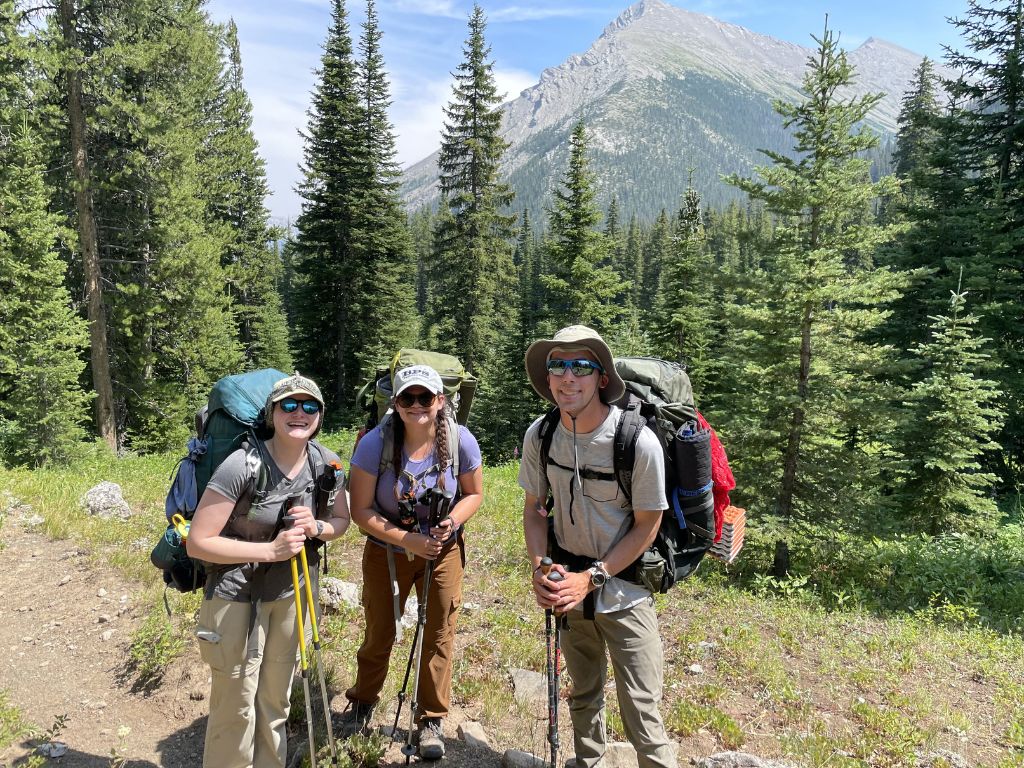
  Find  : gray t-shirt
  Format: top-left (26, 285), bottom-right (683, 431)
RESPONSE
top-left (519, 405), bottom-right (667, 612)
top-left (204, 443), bottom-right (342, 602)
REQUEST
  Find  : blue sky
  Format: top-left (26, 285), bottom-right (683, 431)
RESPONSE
top-left (205, 0), bottom-right (969, 222)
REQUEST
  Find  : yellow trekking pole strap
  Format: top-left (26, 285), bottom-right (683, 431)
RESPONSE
top-left (290, 557), bottom-right (309, 672)
top-left (299, 548), bottom-right (321, 647)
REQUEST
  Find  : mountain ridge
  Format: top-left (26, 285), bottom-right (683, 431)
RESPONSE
top-left (401, 0), bottom-right (935, 218)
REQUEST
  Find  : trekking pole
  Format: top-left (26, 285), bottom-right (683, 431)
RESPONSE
top-left (539, 557), bottom-right (564, 768)
top-left (300, 544), bottom-right (338, 764)
top-left (399, 484), bottom-right (449, 765)
top-left (288, 540), bottom-right (317, 766)
top-left (390, 487), bottom-right (438, 756)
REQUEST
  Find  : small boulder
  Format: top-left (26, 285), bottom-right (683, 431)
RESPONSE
top-left (319, 578), bottom-right (360, 612)
top-left (80, 482), bottom-right (132, 520)
top-left (695, 752), bottom-right (795, 768)
top-left (502, 749), bottom-right (546, 768)
top-left (458, 720), bottom-right (490, 749)
top-left (509, 668), bottom-right (547, 705)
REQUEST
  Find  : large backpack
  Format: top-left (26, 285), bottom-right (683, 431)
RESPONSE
top-left (154, 368), bottom-right (336, 596)
top-left (355, 349), bottom-right (477, 481)
top-left (538, 357), bottom-right (735, 592)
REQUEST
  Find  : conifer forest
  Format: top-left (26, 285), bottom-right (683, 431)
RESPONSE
top-left (2, 0), bottom-right (1023, 619)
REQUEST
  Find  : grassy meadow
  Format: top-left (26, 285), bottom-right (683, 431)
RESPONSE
top-left (1, 433), bottom-right (1022, 767)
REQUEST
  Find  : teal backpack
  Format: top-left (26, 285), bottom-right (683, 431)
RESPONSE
top-left (154, 369), bottom-right (334, 596)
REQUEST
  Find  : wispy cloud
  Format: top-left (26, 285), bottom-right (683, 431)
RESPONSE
top-left (490, 5), bottom-right (594, 22)
top-left (389, 0), bottom-right (462, 18)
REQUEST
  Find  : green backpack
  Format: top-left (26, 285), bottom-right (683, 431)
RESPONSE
top-left (539, 357), bottom-right (721, 593)
top-left (356, 348), bottom-right (476, 474)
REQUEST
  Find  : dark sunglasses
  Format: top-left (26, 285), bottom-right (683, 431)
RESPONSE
top-left (547, 358), bottom-right (604, 377)
top-left (396, 391), bottom-right (437, 408)
top-left (278, 397), bottom-right (321, 415)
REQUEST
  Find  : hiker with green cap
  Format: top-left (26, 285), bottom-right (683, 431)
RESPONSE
top-left (519, 326), bottom-right (676, 768)
top-left (187, 372), bottom-right (350, 768)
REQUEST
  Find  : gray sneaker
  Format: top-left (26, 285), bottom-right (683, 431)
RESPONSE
top-left (417, 717), bottom-right (445, 760)
top-left (338, 700), bottom-right (374, 738)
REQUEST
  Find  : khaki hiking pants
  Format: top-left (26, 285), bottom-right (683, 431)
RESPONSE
top-left (197, 594), bottom-right (301, 768)
top-left (560, 598), bottom-right (676, 768)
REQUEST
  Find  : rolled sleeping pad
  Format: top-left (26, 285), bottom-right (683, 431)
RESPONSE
top-left (672, 421), bottom-right (714, 541)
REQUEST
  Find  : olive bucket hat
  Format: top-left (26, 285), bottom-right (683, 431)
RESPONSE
top-left (524, 325), bottom-right (625, 405)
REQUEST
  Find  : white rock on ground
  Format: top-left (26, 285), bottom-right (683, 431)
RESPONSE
top-left (80, 481), bottom-right (132, 520)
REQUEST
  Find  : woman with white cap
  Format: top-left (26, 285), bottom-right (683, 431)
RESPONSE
top-left (187, 372), bottom-right (350, 768)
top-left (342, 363), bottom-right (483, 760)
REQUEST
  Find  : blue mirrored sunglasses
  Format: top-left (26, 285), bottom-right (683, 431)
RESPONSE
top-left (279, 397), bottom-right (321, 415)
top-left (546, 358), bottom-right (604, 377)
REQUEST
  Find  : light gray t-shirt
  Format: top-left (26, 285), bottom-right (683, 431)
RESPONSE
top-left (204, 443), bottom-right (342, 602)
top-left (519, 405), bottom-right (667, 612)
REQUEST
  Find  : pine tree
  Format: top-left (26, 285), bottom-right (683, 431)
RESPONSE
top-left (654, 182), bottom-right (715, 387)
top-left (0, 1), bottom-right (90, 465)
top-left (48, 0), bottom-right (242, 450)
top-left (426, 3), bottom-right (515, 373)
top-left (54, 0), bottom-right (116, 450)
top-left (291, 0), bottom-right (367, 412)
top-left (893, 57), bottom-right (942, 183)
top-left (941, 0), bottom-right (1024, 481)
top-left (639, 210), bottom-right (670, 316)
top-left (206, 20), bottom-right (291, 371)
top-left (896, 285), bottom-right (1004, 535)
top-left (726, 24), bottom-right (905, 572)
top-left (542, 121), bottom-right (623, 331)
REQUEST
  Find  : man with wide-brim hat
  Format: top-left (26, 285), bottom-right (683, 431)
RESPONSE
top-left (518, 325), bottom-right (676, 768)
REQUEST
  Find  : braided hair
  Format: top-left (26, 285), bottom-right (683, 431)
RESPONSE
top-left (391, 401), bottom-right (451, 489)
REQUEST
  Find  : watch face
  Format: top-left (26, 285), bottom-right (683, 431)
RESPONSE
top-left (316, 520), bottom-right (324, 536)
top-left (590, 568), bottom-right (607, 586)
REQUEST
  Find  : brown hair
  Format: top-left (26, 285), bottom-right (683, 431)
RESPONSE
top-left (391, 402), bottom-right (451, 489)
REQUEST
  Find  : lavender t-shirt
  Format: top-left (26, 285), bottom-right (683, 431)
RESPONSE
top-left (352, 423), bottom-right (481, 536)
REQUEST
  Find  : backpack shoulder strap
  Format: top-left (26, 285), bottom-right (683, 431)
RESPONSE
top-left (377, 416), bottom-right (395, 478)
top-left (308, 440), bottom-right (327, 480)
top-left (613, 396), bottom-right (648, 504)
top-left (537, 406), bottom-right (562, 481)
top-left (445, 416), bottom-right (461, 480)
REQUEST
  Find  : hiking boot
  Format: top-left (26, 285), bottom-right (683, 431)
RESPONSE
top-left (417, 717), bottom-right (445, 760)
top-left (338, 700), bottom-right (374, 738)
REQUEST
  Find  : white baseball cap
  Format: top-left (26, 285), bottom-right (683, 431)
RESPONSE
top-left (392, 365), bottom-right (444, 397)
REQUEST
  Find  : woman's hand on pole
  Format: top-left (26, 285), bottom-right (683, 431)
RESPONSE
top-left (288, 504), bottom-right (317, 538)
top-left (408, 531), bottom-right (443, 561)
top-left (270, 525), bottom-right (307, 561)
top-left (429, 516), bottom-right (455, 542)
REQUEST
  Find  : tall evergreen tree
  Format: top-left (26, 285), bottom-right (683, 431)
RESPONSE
top-left (351, 0), bottom-right (416, 375)
top-left (55, 0), bottom-right (116, 450)
top-left (639, 209), bottom-right (670, 316)
top-left (942, 0), bottom-right (1024, 480)
top-left (893, 57), bottom-right (942, 184)
top-left (727, 24), bottom-right (905, 572)
top-left (48, 0), bottom-right (242, 449)
top-left (654, 182), bottom-right (715, 387)
top-left (293, 0), bottom-right (415, 417)
top-left (896, 285), bottom-right (1005, 535)
top-left (206, 20), bottom-right (291, 371)
top-left (542, 121), bottom-right (622, 331)
top-left (0, 1), bottom-right (90, 465)
top-left (425, 3), bottom-right (515, 373)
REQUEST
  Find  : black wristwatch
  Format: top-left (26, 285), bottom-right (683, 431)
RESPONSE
top-left (588, 561), bottom-right (609, 587)
top-left (315, 520), bottom-right (325, 539)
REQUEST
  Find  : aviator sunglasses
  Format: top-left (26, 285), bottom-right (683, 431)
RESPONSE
top-left (547, 358), bottom-right (604, 377)
top-left (278, 397), bottom-right (321, 415)
top-left (396, 391), bottom-right (438, 408)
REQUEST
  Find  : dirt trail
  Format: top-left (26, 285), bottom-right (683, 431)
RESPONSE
top-left (0, 527), bottom-right (207, 767)
top-left (0, 522), bottom-right (519, 768)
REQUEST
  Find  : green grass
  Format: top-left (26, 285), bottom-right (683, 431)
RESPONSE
top-left (0, 689), bottom-right (33, 751)
top-left (3, 446), bottom-right (1024, 765)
